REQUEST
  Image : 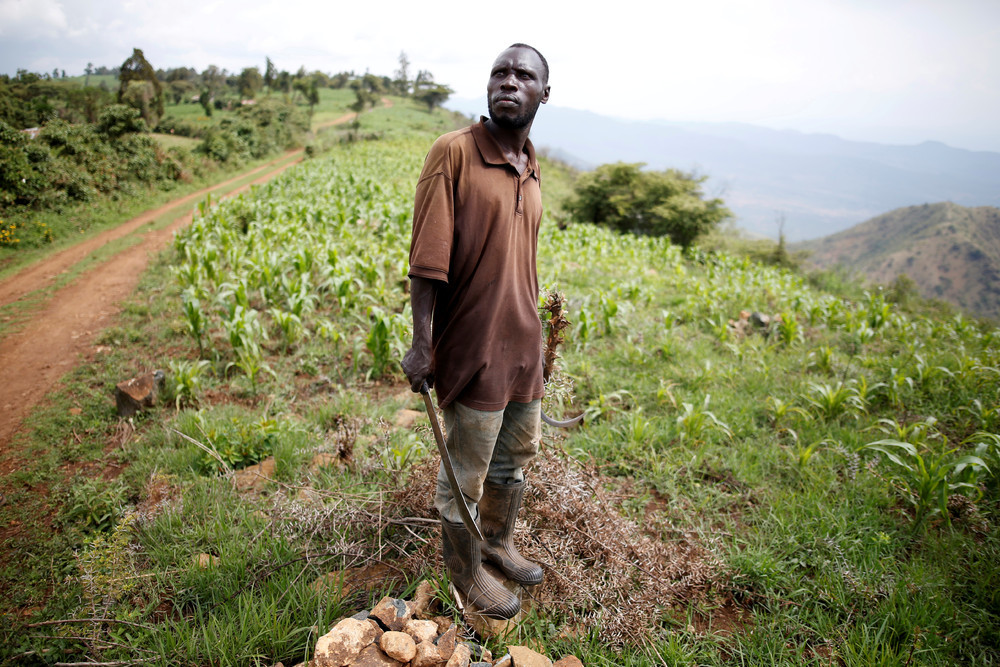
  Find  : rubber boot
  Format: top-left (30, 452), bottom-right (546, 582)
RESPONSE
top-left (479, 480), bottom-right (544, 586)
top-left (441, 518), bottom-right (520, 619)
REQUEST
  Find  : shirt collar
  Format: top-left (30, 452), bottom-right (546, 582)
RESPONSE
top-left (472, 116), bottom-right (539, 179)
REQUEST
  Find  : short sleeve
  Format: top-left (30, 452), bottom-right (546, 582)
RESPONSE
top-left (408, 140), bottom-right (457, 283)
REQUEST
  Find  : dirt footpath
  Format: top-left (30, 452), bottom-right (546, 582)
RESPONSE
top-left (0, 109), bottom-right (365, 453)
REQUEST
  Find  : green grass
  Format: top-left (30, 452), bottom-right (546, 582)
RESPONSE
top-left (150, 131), bottom-right (201, 151)
top-left (2, 101), bottom-right (998, 666)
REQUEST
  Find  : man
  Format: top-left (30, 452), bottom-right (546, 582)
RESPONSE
top-left (401, 43), bottom-right (550, 620)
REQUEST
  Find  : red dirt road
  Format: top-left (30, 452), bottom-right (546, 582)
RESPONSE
top-left (0, 109), bottom-right (364, 451)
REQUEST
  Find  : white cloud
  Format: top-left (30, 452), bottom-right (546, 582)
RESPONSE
top-left (0, 0), bottom-right (68, 37)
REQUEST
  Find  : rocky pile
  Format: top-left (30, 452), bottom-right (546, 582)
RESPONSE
top-left (298, 583), bottom-right (582, 667)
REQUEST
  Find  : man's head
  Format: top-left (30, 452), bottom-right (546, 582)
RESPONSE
top-left (486, 43), bottom-right (550, 131)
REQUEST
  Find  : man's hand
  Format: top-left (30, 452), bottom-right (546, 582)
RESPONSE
top-left (403, 276), bottom-right (439, 393)
top-left (401, 343), bottom-right (433, 393)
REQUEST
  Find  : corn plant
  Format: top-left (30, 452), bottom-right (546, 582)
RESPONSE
top-left (870, 416), bottom-right (941, 444)
top-left (598, 292), bottom-right (620, 335)
top-left (766, 395), bottom-right (808, 427)
top-left (805, 381), bottom-right (866, 421)
top-left (574, 305), bottom-right (596, 345)
top-left (583, 390), bottom-right (634, 423)
top-left (180, 287), bottom-right (209, 357)
top-left (861, 438), bottom-right (988, 528)
top-left (380, 430), bottom-right (428, 472)
top-left (613, 409), bottom-right (656, 449)
top-left (270, 308), bottom-right (306, 352)
top-left (782, 428), bottom-right (830, 468)
top-left (912, 354), bottom-right (954, 390)
top-left (222, 305), bottom-right (267, 351)
top-left (217, 278), bottom-right (253, 320)
top-left (227, 340), bottom-right (274, 395)
top-left (881, 367), bottom-right (914, 408)
top-left (776, 312), bottom-right (803, 346)
top-left (808, 345), bottom-right (836, 374)
top-left (863, 290), bottom-right (891, 330)
top-left (959, 399), bottom-right (1000, 431)
top-left (167, 358), bottom-right (211, 409)
top-left (676, 395), bottom-right (731, 444)
top-left (965, 432), bottom-right (1000, 496)
top-left (365, 306), bottom-right (409, 380)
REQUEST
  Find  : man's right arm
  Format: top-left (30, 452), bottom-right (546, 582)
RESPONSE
top-left (401, 276), bottom-right (439, 392)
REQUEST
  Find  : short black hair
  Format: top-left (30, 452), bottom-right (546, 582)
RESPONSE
top-left (507, 43), bottom-right (549, 85)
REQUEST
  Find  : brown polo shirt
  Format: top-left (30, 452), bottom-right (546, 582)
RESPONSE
top-left (408, 118), bottom-right (544, 410)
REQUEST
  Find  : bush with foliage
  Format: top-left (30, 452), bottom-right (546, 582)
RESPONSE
top-left (1, 105), bottom-right (195, 215)
top-left (196, 98), bottom-right (307, 163)
top-left (566, 161), bottom-right (731, 248)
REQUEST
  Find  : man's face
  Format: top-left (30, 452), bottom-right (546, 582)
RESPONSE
top-left (486, 47), bottom-right (550, 130)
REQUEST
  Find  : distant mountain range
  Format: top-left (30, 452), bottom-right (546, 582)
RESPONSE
top-left (793, 203), bottom-right (1000, 320)
top-left (445, 98), bottom-right (1000, 242)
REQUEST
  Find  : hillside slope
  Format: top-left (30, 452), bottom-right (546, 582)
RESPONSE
top-left (795, 202), bottom-right (1000, 319)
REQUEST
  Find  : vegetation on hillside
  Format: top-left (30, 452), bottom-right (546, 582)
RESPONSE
top-left (797, 202), bottom-right (1000, 321)
top-left (1, 101), bottom-right (997, 666)
top-left (0, 50), bottom-right (451, 256)
top-left (565, 161), bottom-right (731, 248)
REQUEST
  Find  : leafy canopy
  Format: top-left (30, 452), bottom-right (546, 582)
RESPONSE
top-left (118, 48), bottom-right (163, 124)
top-left (566, 162), bottom-right (730, 248)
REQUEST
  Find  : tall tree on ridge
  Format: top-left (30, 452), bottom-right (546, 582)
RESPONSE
top-left (118, 48), bottom-right (164, 125)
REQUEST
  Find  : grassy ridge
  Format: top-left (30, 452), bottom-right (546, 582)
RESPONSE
top-left (1, 102), bottom-right (998, 665)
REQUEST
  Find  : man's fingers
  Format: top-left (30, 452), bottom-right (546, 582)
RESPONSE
top-left (411, 375), bottom-right (433, 393)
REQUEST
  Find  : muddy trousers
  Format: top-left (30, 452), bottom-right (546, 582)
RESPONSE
top-left (434, 399), bottom-right (541, 525)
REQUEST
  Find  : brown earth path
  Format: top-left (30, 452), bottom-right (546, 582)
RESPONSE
top-left (0, 109), bottom-right (364, 453)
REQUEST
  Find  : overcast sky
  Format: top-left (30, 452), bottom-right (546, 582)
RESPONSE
top-left (2, 0), bottom-right (998, 152)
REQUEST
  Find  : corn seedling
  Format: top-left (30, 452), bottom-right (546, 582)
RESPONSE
top-left (167, 358), bottom-right (211, 408)
top-left (181, 287), bottom-right (209, 357)
top-left (583, 390), bottom-right (634, 423)
top-left (776, 312), bottom-right (803, 346)
top-left (381, 431), bottom-right (428, 472)
top-left (227, 340), bottom-right (274, 395)
top-left (912, 354), bottom-right (954, 389)
top-left (805, 381), bottom-right (866, 421)
top-left (270, 307), bottom-right (306, 352)
top-left (676, 394), bottom-right (731, 444)
top-left (766, 395), bottom-right (809, 427)
top-left (808, 345), bottom-right (836, 374)
top-left (613, 409), bottom-right (656, 450)
top-left (959, 399), bottom-right (1000, 431)
top-left (783, 428), bottom-right (830, 468)
top-left (861, 438), bottom-right (988, 528)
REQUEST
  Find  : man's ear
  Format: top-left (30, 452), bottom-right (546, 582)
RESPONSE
top-left (541, 85), bottom-right (551, 104)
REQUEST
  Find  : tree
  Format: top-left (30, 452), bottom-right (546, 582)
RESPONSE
top-left (349, 74), bottom-right (383, 127)
top-left (198, 89), bottom-right (213, 116)
top-left (566, 162), bottom-right (731, 249)
top-left (264, 57), bottom-right (276, 89)
top-left (329, 71), bottom-right (351, 89)
top-left (201, 65), bottom-right (226, 98)
top-left (168, 79), bottom-right (196, 105)
top-left (292, 76), bottom-right (320, 115)
top-left (276, 70), bottom-right (292, 94)
top-left (237, 67), bottom-right (263, 100)
top-left (411, 69), bottom-right (452, 111)
top-left (85, 62), bottom-right (93, 87)
top-left (121, 80), bottom-right (159, 124)
top-left (118, 48), bottom-right (163, 125)
top-left (413, 83), bottom-right (453, 111)
top-left (393, 51), bottom-right (411, 96)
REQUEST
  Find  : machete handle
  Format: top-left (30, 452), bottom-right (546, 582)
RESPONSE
top-left (420, 380), bottom-right (430, 395)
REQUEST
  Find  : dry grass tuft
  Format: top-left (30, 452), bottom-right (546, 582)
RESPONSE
top-left (392, 447), bottom-right (726, 645)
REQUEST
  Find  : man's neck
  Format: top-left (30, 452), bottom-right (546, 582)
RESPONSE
top-left (484, 118), bottom-right (532, 171)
